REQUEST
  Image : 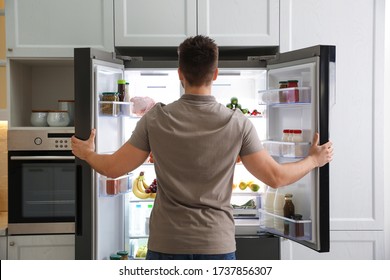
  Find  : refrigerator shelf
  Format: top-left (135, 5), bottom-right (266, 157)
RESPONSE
top-left (258, 209), bottom-right (312, 241)
top-left (99, 174), bottom-right (133, 197)
top-left (263, 140), bottom-right (310, 158)
top-left (258, 87), bottom-right (311, 105)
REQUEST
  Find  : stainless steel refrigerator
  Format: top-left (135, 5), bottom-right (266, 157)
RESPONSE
top-left (74, 45), bottom-right (335, 259)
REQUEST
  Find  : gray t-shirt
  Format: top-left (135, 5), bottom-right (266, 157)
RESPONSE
top-left (129, 93), bottom-right (263, 254)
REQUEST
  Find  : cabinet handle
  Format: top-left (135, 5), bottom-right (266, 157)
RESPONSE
top-left (9, 241), bottom-right (15, 246)
top-left (7, 48), bottom-right (13, 52)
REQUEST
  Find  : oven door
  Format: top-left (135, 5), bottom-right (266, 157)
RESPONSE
top-left (8, 151), bottom-right (76, 235)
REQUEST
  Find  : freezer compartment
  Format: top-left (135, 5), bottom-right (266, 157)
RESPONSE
top-left (263, 140), bottom-right (310, 158)
top-left (258, 87), bottom-right (311, 105)
top-left (258, 209), bottom-right (312, 241)
top-left (99, 173), bottom-right (133, 196)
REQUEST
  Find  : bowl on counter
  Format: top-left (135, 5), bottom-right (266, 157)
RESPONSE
top-left (47, 111), bottom-right (70, 127)
top-left (30, 110), bottom-right (49, 127)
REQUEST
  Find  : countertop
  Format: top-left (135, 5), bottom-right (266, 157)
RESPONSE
top-left (0, 212), bottom-right (8, 236)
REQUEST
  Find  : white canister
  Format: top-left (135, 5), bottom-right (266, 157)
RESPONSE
top-left (30, 110), bottom-right (49, 127)
top-left (47, 111), bottom-right (70, 127)
top-left (58, 100), bottom-right (75, 126)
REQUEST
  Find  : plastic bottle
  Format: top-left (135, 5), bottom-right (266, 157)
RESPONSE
top-left (263, 186), bottom-right (276, 229)
top-left (273, 188), bottom-right (285, 232)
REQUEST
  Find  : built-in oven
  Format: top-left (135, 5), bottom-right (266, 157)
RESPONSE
top-left (8, 129), bottom-right (76, 235)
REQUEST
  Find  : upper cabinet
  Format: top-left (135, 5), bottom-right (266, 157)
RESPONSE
top-left (114, 0), bottom-right (197, 47)
top-left (114, 0), bottom-right (279, 47)
top-left (5, 0), bottom-right (114, 57)
top-left (198, 0), bottom-right (279, 46)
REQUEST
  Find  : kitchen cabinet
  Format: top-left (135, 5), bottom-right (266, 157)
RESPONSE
top-left (5, 0), bottom-right (114, 57)
top-left (0, 235), bottom-right (6, 260)
top-left (7, 58), bottom-right (74, 128)
top-left (7, 234), bottom-right (75, 260)
top-left (114, 0), bottom-right (279, 47)
top-left (279, 0), bottom-right (386, 259)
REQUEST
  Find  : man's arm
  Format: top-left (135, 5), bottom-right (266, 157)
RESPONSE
top-left (71, 129), bottom-right (149, 178)
top-left (241, 133), bottom-right (333, 189)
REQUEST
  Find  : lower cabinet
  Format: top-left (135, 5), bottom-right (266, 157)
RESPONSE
top-left (7, 234), bottom-right (75, 260)
top-left (0, 236), bottom-right (7, 260)
top-left (235, 235), bottom-right (280, 260)
top-left (280, 231), bottom-right (385, 260)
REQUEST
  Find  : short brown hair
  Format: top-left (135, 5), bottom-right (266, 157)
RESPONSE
top-left (178, 35), bottom-right (219, 86)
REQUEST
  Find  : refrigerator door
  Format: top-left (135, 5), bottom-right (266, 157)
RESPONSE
top-left (259, 45), bottom-right (335, 252)
top-left (74, 48), bottom-right (129, 259)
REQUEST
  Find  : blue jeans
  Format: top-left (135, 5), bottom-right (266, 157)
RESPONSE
top-left (146, 250), bottom-right (236, 260)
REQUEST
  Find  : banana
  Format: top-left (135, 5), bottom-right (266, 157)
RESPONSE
top-left (132, 172), bottom-right (151, 199)
top-left (142, 179), bottom-right (149, 190)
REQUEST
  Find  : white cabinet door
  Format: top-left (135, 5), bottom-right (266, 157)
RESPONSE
top-left (197, 0), bottom-right (279, 46)
top-left (7, 235), bottom-right (75, 260)
top-left (5, 0), bottom-right (114, 57)
top-left (114, 0), bottom-right (197, 47)
top-left (280, 231), bottom-right (385, 260)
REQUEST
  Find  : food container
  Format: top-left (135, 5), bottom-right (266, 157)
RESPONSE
top-left (58, 100), bottom-right (75, 126)
top-left (30, 110), bottom-right (49, 127)
top-left (47, 111), bottom-right (70, 127)
top-left (100, 92), bottom-right (119, 116)
top-left (116, 250), bottom-right (129, 260)
top-left (106, 179), bottom-right (119, 195)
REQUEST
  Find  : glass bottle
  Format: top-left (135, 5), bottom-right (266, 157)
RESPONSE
top-left (283, 194), bottom-right (295, 235)
top-left (117, 79), bottom-right (126, 101)
top-left (263, 186), bottom-right (276, 229)
top-left (273, 188), bottom-right (285, 232)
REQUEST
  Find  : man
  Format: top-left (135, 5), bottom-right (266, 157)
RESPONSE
top-left (71, 35), bottom-right (333, 260)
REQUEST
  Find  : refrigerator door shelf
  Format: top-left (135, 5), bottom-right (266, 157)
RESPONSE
top-left (258, 87), bottom-right (311, 105)
top-left (258, 209), bottom-right (312, 241)
top-left (99, 173), bottom-right (133, 197)
top-left (98, 101), bottom-right (141, 118)
top-left (263, 140), bottom-right (310, 158)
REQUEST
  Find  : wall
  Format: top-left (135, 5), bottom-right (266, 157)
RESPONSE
top-left (279, 0), bottom-right (386, 259)
top-left (0, 0), bottom-right (7, 215)
top-left (384, 0), bottom-right (390, 260)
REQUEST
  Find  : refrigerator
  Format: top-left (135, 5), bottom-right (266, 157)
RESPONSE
top-left (74, 45), bottom-right (335, 259)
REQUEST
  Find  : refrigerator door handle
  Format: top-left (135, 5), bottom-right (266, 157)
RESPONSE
top-left (76, 164), bottom-right (83, 236)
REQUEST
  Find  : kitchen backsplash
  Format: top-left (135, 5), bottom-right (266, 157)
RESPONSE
top-left (0, 121), bottom-right (7, 212)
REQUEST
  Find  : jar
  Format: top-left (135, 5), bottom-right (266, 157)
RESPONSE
top-left (292, 129), bottom-right (303, 143)
top-left (117, 250), bottom-right (129, 260)
top-left (58, 100), bottom-right (75, 126)
top-left (278, 81), bottom-right (288, 103)
top-left (282, 129), bottom-right (289, 142)
top-left (117, 79), bottom-right (126, 101)
top-left (110, 254), bottom-right (122, 260)
top-left (31, 110), bottom-right (49, 127)
top-left (100, 92), bottom-right (119, 116)
top-left (287, 80), bottom-right (299, 103)
top-left (106, 179), bottom-right (118, 195)
top-left (283, 194), bottom-right (295, 235)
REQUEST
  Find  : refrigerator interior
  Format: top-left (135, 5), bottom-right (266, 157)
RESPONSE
top-left (259, 60), bottom-right (320, 248)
